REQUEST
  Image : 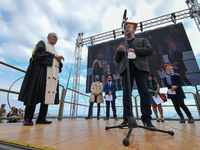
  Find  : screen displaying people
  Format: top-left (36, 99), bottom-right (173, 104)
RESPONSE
top-left (86, 23), bottom-right (200, 93)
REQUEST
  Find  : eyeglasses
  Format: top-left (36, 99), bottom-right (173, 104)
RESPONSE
top-left (126, 25), bottom-right (134, 29)
top-left (52, 35), bottom-right (58, 39)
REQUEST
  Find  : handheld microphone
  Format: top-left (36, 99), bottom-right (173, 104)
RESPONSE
top-left (122, 9), bottom-right (127, 34)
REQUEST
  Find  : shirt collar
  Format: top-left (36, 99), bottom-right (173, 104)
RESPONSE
top-left (127, 36), bottom-right (135, 41)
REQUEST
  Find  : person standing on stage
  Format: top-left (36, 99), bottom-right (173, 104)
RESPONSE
top-left (104, 74), bottom-right (118, 121)
top-left (116, 22), bottom-right (155, 128)
top-left (18, 32), bottom-right (64, 126)
top-left (148, 74), bottom-right (164, 122)
top-left (164, 65), bottom-right (194, 123)
top-left (0, 104), bottom-right (6, 123)
top-left (85, 75), bottom-right (104, 120)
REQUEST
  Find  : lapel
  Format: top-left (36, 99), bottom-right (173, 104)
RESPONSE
top-left (131, 37), bottom-right (138, 47)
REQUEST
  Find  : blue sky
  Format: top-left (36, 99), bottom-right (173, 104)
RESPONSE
top-left (0, 0), bottom-right (200, 118)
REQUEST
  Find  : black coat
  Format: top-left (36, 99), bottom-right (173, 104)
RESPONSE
top-left (110, 60), bottom-right (119, 75)
top-left (18, 41), bottom-right (63, 106)
top-left (164, 75), bottom-right (186, 99)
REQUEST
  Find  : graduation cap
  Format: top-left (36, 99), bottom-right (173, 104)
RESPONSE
top-left (164, 64), bottom-right (173, 71)
top-left (168, 42), bottom-right (175, 45)
top-left (125, 22), bottom-right (138, 30)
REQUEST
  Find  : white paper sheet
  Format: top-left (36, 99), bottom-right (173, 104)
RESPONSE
top-left (157, 69), bottom-right (167, 79)
top-left (128, 52), bottom-right (136, 59)
top-left (153, 95), bottom-right (164, 105)
top-left (113, 73), bottom-right (120, 80)
top-left (106, 95), bottom-right (113, 101)
top-left (167, 89), bottom-right (176, 95)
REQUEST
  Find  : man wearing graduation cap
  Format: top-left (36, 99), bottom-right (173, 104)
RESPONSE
top-left (85, 74), bottom-right (104, 120)
top-left (116, 22), bottom-right (155, 128)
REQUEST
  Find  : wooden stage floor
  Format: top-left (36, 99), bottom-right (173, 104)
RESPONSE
top-left (0, 119), bottom-right (200, 150)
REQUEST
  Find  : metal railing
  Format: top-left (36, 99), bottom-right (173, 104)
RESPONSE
top-left (1, 61), bottom-right (200, 122)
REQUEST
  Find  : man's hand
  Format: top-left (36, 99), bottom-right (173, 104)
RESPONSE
top-left (108, 91), bottom-right (112, 96)
top-left (117, 45), bottom-right (126, 52)
top-left (95, 93), bottom-right (98, 96)
top-left (128, 48), bottom-right (135, 53)
top-left (174, 61), bottom-right (179, 65)
top-left (159, 65), bottom-right (163, 71)
top-left (54, 55), bottom-right (65, 62)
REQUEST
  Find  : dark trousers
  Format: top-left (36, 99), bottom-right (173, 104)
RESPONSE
top-left (24, 103), bottom-right (48, 121)
top-left (116, 79), bottom-right (121, 90)
top-left (106, 99), bottom-right (117, 118)
top-left (171, 97), bottom-right (192, 118)
top-left (88, 102), bottom-right (100, 118)
top-left (121, 61), bottom-right (152, 122)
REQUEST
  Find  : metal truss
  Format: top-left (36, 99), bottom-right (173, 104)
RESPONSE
top-left (81, 9), bottom-right (192, 46)
top-left (69, 33), bottom-right (83, 118)
top-left (186, 0), bottom-right (200, 32)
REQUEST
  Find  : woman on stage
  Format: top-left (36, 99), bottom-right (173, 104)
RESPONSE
top-left (148, 74), bottom-right (164, 122)
top-left (164, 65), bottom-right (194, 123)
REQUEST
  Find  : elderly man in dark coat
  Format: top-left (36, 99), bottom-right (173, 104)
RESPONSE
top-left (116, 22), bottom-right (154, 128)
top-left (18, 32), bottom-right (64, 126)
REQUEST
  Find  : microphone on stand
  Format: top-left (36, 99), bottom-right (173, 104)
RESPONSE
top-left (122, 9), bottom-right (127, 34)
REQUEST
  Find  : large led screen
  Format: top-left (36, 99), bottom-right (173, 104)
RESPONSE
top-left (86, 22), bottom-right (200, 93)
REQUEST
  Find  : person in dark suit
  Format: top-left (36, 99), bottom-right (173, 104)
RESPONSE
top-left (167, 42), bottom-right (191, 86)
top-left (116, 22), bottom-right (155, 128)
top-left (110, 55), bottom-right (121, 90)
top-left (104, 74), bottom-right (118, 121)
top-left (164, 65), bottom-right (194, 123)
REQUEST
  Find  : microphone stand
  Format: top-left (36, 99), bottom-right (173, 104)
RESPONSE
top-left (105, 10), bottom-right (174, 147)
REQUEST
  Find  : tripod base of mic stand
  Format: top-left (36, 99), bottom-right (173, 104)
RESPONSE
top-left (105, 117), bottom-right (174, 146)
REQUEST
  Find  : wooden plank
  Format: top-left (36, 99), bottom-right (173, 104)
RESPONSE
top-left (0, 120), bottom-right (199, 150)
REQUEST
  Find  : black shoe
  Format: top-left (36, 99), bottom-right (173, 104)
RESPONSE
top-left (180, 117), bottom-right (185, 123)
top-left (85, 117), bottom-right (90, 119)
top-left (23, 119), bottom-right (33, 126)
top-left (188, 116), bottom-right (194, 123)
top-left (97, 117), bottom-right (100, 120)
top-left (143, 120), bottom-right (156, 129)
top-left (118, 120), bottom-right (128, 127)
top-left (36, 119), bottom-right (52, 124)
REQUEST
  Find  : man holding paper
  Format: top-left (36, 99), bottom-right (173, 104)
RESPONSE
top-left (116, 22), bottom-right (154, 128)
top-left (104, 75), bottom-right (118, 121)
